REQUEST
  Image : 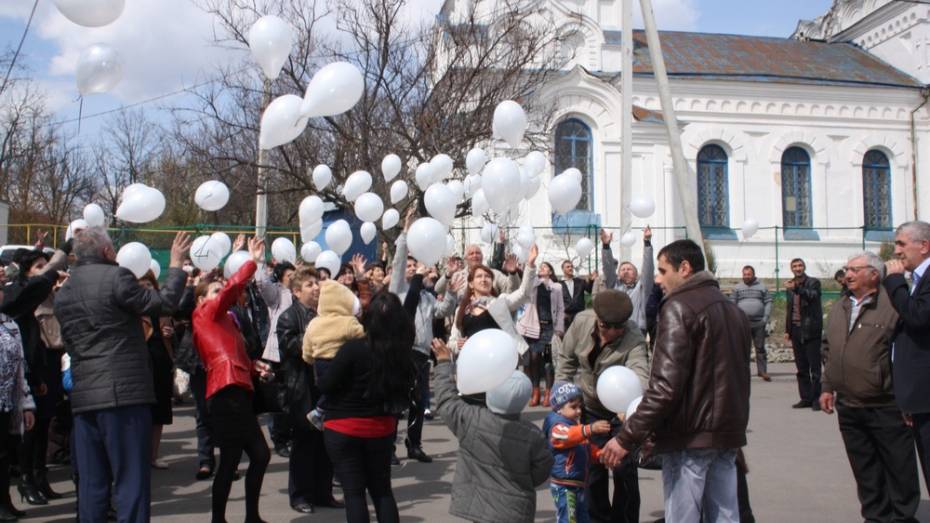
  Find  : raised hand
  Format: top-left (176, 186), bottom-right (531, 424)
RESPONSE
top-left (503, 254), bottom-right (518, 274)
top-left (169, 232), bottom-right (193, 268)
top-left (248, 237), bottom-right (265, 263)
top-left (600, 228), bottom-right (613, 246)
top-left (351, 253), bottom-right (368, 278)
top-left (450, 272), bottom-right (466, 294)
top-left (404, 205), bottom-right (416, 232)
top-left (527, 244), bottom-right (538, 267)
top-left (431, 338), bottom-right (452, 362)
top-left (643, 225), bottom-right (652, 242)
top-left (232, 234), bottom-right (246, 253)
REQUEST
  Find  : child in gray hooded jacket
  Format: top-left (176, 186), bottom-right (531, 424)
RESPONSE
top-left (431, 339), bottom-right (553, 523)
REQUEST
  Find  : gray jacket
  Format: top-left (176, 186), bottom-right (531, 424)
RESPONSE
top-left (54, 258), bottom-right (186, 414)
top-left (600, 243), bottom-right (654, 332)
top-left (434, 361), bottom-right (552, 523)
top-left (389, 233), bottom-right (458, 356)
top-left (730, 279), bottom-right (772, 324)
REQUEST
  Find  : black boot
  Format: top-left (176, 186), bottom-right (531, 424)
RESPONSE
top-left (17, 474), bottom-right (47, 506)
top-left (0, 505), bottom-right (18, 521)
top-left (34, 471), bottom-right (62, 500)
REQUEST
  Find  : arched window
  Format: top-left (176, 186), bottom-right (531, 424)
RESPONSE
top-left (697, 144), bottom-right (729, 228)
top-left (862, 150), bottom-right (892, 231)
top-left (554, 118), bottom-right (593, 212)
top-left (781, 147), bottom-right (812, 229)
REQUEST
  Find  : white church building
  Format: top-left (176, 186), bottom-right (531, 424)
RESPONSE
top-left (443, 0), bottom-right (930, 279)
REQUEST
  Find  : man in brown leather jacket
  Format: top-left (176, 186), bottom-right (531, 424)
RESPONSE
top-left (600, 239), bottom-right (751, 522)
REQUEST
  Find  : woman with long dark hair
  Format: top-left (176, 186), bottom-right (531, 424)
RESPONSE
top-left (318, 291), bottom-right (415, 523)
top-left (138, 272), bottom-right (175, 469)
top-left (193, 238), bottom-right (273, 523)
top-left (516, 261), bottom-right (564, 406)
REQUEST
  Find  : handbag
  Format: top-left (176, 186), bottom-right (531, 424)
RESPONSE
top-left (173, 368), bottom-right (190, 397)
top-left (252, 371), bottom-right (286, 414)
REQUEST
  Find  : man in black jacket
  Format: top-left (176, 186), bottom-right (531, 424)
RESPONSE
top-left (54, 227), bottom-right (190, 523)
top-left (884, 220), bottom-right (930, 495)
top-left (560, 259), bottom-right (594, 330)
top-left (275, 268), bottom-right (339, 514)
top-left (783, 258), bottom-right (823, 410)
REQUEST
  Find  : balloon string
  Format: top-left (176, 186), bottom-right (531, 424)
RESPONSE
top-left (76, 96), bottom-right (84, 134)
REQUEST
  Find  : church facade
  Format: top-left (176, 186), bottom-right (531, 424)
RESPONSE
top-left (442, 0), bottom-right (930, 279)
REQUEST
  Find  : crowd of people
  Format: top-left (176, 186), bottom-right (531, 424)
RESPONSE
top-left (0, 215), bottom-right (929, 523)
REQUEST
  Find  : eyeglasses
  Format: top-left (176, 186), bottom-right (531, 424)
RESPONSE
top-left (842, 265), bottom-right (876, 274)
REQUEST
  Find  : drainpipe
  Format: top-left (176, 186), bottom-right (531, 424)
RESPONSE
top-left (910, 87), bottom-right (930, 221)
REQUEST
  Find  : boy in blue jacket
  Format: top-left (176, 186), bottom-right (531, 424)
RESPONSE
top-left (543, 382), bottom-right (611, 523)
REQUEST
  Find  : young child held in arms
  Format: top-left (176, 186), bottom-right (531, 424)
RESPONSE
top-left (302, 280), bottom-right (365, 429)
top-left (431, 338), bottom-right (553, 523)
top-left (543, 382), bottom-right (611, 523)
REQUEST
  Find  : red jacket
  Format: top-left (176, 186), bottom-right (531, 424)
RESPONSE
top-left (193, 260), bottom-right (257, 399)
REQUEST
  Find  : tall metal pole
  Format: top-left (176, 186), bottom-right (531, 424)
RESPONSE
top-left (255, 78), bottom-right (272, 239)
top-left (621, 0), bottom-right (633, 238)
top-left (639, 0), bottom-right (705, 248)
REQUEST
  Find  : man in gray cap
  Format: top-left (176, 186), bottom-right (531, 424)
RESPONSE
top-left (556, 289), bottom-right (649, 523)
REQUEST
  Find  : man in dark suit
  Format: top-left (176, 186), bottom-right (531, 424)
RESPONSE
top-left (784, 258), bottom-right (823, 411)
top-left (884, 220), bottom-right (930, 495)
top-left (560, 260), bottom-right (594, 330)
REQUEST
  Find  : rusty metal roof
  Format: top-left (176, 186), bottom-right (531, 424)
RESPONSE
top-left (602, 30), bottom-right (923, 89)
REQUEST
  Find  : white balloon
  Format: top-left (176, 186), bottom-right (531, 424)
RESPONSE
top-left (299, 195), bottom-right (325, 225)
top-left (271, 237), bottom-right (297, 264)
top-left (471, 189), bottom-right (489, 216)
top-left (563, 168), bottom-right (583, 185)
top-left (312, 164), bottom-right (332, 190)
top-left (325, 219), bottom-right (353, 255)
top-left (548, 174), bottom-right (583, 214)
top-left (122, 183), bottom-right (148, 200)
top-left (354, 192), bottom-right (384, 223)
top-left (511, 243), bottom-right (528, 263)
top-left (83, 203), bottom-right (106, 227)
top-left (464, 174), bottom-right (482, 197)
top-left (492, 100), bottom-right (528, 148)
top-left (523, 151), bottom-right (547, 176)
top-left (116, 242), bottom-right (152, 279)
top-left (742, 218), bottom-right (759, 240)
top-left (360, 222), bottom-right (377, 244)
top-left (575, 237), bottom-right (594, 259)
top-left (415, 163), bottom-right (435, 191)
top-left (446, 180), bottom-right (465, 202)
top-left (516, 224), bottom-right (535, 250)
top-left (620, 231), bottom-right (638, 247)
top-left (190, 235), bottom-right (223, 272)
top-left (466, 148), bottom-right (488, 175)
top-left (224, 250), bottom-right (252, 279)
top-left (65, 219), bottom-right (88, 241)
top-left (76, 44), bottom-right (123, 95)
top-left (430, 154), bottom-right (454, 181)
top-left (115, 185), bottom-right (165, 224)
top-left (596, 366), bottom-right (643, 414)
top-left (300, 220), bottom-right (322, 244)
top-left (194, 181), bottom-right (230, 212)
top-left (301, 62), bottom-right (365, 118)
top-left (342, 171), bottom-right (372, 202)
top-left (54, 0), bottom-right (124, 27)
top-left (300, 241), bottom-right (322, 263)
top-left (444, 234), bottom-right (456, 256)
top-left (206, 234), bottom-right (230, 259)
top-left (407, 217), bottom-right (447, 266)
top-left (424, 184), bottom-right (457, 226)
top-left (482, 158), bottom-right (522, 213)
top-left (259, 94), bottom-right (308, 150)
top-left (521, 169), bottom-right (542, 201)
top-left (382, 208), bottom-right (400, 230)
top-left (480, 222), bottom-right (498, 245)
top-left (625, 395), bottom-right (643, 420)
top-left (630, 195), bottom-right (656, 219)
top-left (248, 15), bottom-right (293, 81)
top-left (381, 154), bottom-right (402, 182)
top-left (456, 329), bottom-right (519, 394)
top-left (390, 180), bottom-right (408, 204)
top-left (149, 259), bottom-right (161, 280)
top-left (314, 250), bottom-right (342, 277)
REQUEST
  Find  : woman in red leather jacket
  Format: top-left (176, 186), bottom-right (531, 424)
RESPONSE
top-left (193, 237), bottom-right (273, 523)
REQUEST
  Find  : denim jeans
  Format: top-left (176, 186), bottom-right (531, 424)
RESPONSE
top-left (550, 483), bottom-right (589, 523)
top-left (661, 448), bottom-right (739, 523)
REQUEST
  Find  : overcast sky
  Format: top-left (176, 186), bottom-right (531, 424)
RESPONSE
top-left (0, 0), bottom-right (833, 143)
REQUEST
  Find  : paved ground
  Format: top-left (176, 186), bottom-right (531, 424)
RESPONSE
top-left (23, 363), bottom-right (930, 522)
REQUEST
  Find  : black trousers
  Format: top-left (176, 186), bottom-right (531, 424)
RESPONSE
top-left (837, 404), bottom-right (920, 522)
top-left (911, 412), bottom-right (930, 498)
top-left (0, 412), bottom-right (14, 507)
top-left (405, 352), bottom-right (431, 449)
top-left (789, 327), bottom-right (821, 402)
top-left (583, 411), bottom-right (639, 523)
top-left (190, 368), bottom-right (214, 468)
top-left (288, 423), bottom-right (334, 506)
top-left (324, 430), bottom-right (398, 523)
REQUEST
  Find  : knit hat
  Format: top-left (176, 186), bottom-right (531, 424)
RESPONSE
top-left (593, 289), bottom-right (633, 325)
top-left (549, 381), bottom-right (582, 411)
top-left (485, 371), bottom-right (532, 415)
